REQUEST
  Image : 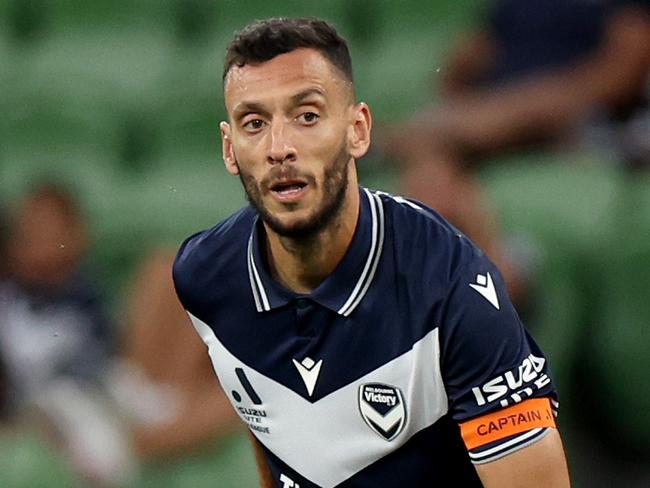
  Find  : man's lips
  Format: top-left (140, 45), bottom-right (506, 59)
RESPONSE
top-left (268, 179), bottom-right (309, 202)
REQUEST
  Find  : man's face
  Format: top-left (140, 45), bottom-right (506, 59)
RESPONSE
top-left (7, 197), bottom-right (86, 288)
top-left (221, 48), bottom-right (370, 238)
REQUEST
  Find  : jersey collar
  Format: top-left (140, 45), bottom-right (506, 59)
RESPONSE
top-left (246, 187), bottom-right (385, 317)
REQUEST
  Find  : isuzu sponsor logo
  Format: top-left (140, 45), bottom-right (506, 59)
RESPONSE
top-left (471, 354), bottom-right (550, 407)
top-left (358, 383), bottom-right (406, 441)
top-left (231, 367), bottom-right (270, 434)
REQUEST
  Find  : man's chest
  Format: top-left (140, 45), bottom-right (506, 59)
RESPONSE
top-left (188, 299), bottom-right (451, 487)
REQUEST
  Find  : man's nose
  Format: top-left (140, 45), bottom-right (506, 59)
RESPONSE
top-left (267, 121), bottom-right (296, 164)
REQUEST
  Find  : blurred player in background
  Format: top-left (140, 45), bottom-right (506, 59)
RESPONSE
top-left (0, 182), bottom-right (127, 484)
top-left (173, 17), bottom-right (570, 487)
top-left (384, 0), bottom-right (650, 300)
top-left (0, 183), bottom-right (112, 418)
top-left (0, 185), bottom-right (240, 486)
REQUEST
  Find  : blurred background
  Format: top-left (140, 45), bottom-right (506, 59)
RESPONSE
top-left (0, 0), bottom-right (649, 486)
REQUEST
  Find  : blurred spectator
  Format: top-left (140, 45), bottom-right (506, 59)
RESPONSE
top-left (0, 185), bottom-right (241, 486)
top-left (0, 182), bottom-right (112, 416)
top-left (384, 0), bottom-right (650, 299)
top-left (0, 183), bottom-right (124, 484)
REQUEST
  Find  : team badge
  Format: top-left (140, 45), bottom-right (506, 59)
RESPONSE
top-left (358, 383), bottom-right (406, 441)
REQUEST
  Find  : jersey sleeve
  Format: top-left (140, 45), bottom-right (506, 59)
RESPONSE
top-left (439, 247), bottom-right (559, 464)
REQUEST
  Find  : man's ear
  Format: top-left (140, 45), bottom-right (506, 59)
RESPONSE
top-left (349, 102), bottom-right (372, 160)
top-left (220, 121), bottom-right (239, 175)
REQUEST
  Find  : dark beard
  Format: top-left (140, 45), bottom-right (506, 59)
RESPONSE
top-left (238, 145), bottom-right (350, 239)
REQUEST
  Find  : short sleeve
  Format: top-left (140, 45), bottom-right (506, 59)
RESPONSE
top-left (439, 248), bottom-right (558, 463)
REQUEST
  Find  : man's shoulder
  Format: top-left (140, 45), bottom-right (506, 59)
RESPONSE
top-left (172, 206), bottom-right (255, 298)
top-left (376, 189), bottom-right (457, 233)
top-left (373, 189), bottom-right (478, 283)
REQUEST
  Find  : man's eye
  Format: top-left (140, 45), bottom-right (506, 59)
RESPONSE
top-left (297, 112), bottom-right (319, 125)
top-left (243, 119), bottom-right (264, 131)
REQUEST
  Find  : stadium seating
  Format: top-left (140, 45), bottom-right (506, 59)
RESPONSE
top-left (1, 1), bottom-right (648, 486)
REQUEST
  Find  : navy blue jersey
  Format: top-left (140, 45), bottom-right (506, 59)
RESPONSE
top-left (173, 187), bottom-right (558, 487)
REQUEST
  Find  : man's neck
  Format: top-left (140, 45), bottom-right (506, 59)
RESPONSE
top-left (264, 185), bottom-right (360, 294)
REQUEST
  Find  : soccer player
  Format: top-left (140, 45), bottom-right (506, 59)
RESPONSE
top-left (173, 17), bottom-right (571, 487)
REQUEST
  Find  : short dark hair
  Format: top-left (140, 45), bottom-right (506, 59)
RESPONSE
top-left (223, 17), bottom-right (353, 83)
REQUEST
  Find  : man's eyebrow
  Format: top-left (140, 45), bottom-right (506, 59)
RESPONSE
top-left (231, 101), bottom-right (269, 119)
top-left (290, 88), bottom-right (326, 105)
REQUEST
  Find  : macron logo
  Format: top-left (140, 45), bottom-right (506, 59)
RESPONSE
top-left (469, 272), bottom-right (500, 310)
top-left (292, 357), bottom-right (322, 397)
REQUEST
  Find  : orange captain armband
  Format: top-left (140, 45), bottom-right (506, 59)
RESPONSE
top-left (460, 397), bottom-right (556, 450)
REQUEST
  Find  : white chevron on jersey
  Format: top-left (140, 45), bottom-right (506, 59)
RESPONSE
top-left (187, 312), bottom-right (449, 488)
